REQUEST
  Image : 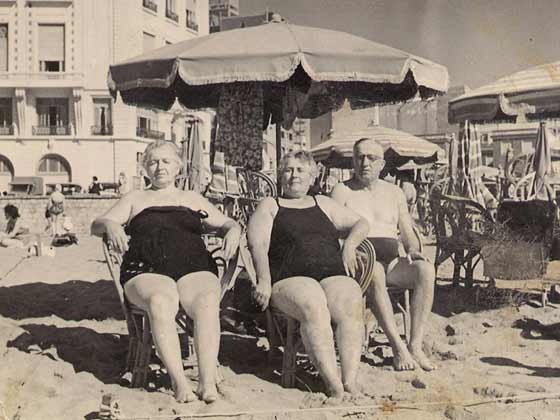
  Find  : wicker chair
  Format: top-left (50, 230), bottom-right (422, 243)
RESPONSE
top-left (102, 237), bottom-right (239, 388)
top-left (430, 194), bottom-right (495, 287)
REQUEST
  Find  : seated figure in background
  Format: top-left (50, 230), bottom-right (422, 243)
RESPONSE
top-left (91, 140), bottom-right (241, 403)
top-left (331, 138), bottom-right (436, 371)
top-left (1, 204), bottom-right (29, 248)
top-left (247, 151), bottom-right (369, 402)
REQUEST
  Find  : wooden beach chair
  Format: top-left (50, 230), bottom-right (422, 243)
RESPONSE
top-left (102, 236), bottom-right (239, 388)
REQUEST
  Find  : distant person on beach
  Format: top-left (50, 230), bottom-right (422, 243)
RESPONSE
top-left (117, 171), bottom-right (130, 195)
top-left (331, 138), bottom-right (436, 372)
top-left (88, 176), bottom-right (103, 195)
top-left (1, 204), bottom-right (29, 248)
top-left (247, 150), bottom-right (369, 402)
top-left (91, 140), bottom-right (241, 403)
top-left (47, 184), bottom-right (65, 237)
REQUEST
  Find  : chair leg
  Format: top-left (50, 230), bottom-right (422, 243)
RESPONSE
top-left (453, 252), bottom-right (463, 287)
top-left (131, 316), bottom-right (152, 388)
top-left (281, 318), bottom-right (298, 389)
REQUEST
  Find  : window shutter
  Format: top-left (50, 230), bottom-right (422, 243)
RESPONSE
top-left (39, 25), bottom-right (65, 61)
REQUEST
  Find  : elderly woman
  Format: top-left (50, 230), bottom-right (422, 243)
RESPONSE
top-left (247, 151), bottom-right (369, 402)
top-left (91, 140), bottom-right (241, 403)
top-left (1, 204), bottom-right (29, 248)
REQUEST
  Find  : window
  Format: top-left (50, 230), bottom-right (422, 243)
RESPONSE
top-left (0, 24), bottom-right (7, 72)
top-left (142, 0), bottom-right (157, 13)
top-left (39, 24), bottom-right (65, 72)
top-left (38, 155), bottom-right (70, 176)
top-left (92, 98), bottom-right (112, 135)
top-left (186, 0), bottom-right (198, 31)
top-left (0, 98), bottom-right (12, 128)
top-left (137, 113), bottom-right (164, 139)
top-left (166, 0), bottom-right (178, 22)
top-left (35, 98), bottom-right (69, 135)
top-left (143, 32), bottom-right (156, 53)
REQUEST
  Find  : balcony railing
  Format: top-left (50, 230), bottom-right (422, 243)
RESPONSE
top-left (186, 19), bottom-right (199, 32)
top-left (136, 127), bottom-right (165, 140)
top-left (33, 125), bottom-right (71, 136)
top-left (143, 0), bottom-right (157, 13)
top-left (0, 125), bottom-right (13, 135)
top-left (166, 9), bottom-right (179, 22)
top-left (91, 125), bottom-right (113, 136)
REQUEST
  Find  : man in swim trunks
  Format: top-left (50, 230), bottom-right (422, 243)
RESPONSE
top-left (331, 138), bottom-right (436, 371)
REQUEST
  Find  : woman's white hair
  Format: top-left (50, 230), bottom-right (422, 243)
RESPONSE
top-left (142, 140), bottom-right (182, 170)
top-left (278, 150), bottom-right (318, 177)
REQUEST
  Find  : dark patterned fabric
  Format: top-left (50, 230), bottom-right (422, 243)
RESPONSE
top-left (215, 83), bottom-right (263, 171)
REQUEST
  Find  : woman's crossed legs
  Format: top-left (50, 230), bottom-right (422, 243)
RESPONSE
top-left (124, 271), bottom-right (221, 403)
top-left (270, 275), bottom-right (363, 402)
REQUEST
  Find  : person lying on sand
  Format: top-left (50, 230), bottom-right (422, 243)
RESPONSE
top-left (331, 138), bottom-right (436, 372)
top-left (91, 140), bottom-right (241, 403)
top-left (247, 150), bottom-right (369, 403)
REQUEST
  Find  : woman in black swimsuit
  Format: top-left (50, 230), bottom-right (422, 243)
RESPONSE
top-left (247, 151), bottom-right (369, 403)
top-left (91, 140), bottom-right (241, 404)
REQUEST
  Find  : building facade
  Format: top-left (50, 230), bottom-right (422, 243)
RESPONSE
top-left (0, 0), bottom-right (209, 193)
top-left (208, 0), bottom-right (237, 33)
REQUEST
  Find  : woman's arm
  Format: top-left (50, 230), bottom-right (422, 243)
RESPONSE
top-left (246, 197), bottom-right (276, 310)
top-left (90, 191), bottom-right (136, 253)
top-left (189, 192), bottom-right (241, 260)
top-left (316, 195), bottom-right (370, 277)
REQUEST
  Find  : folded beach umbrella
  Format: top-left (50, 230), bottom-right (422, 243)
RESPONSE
top-left (530, 121), bottom-right (552, 199)
top-left (456, 121), bottom-right (487, 206)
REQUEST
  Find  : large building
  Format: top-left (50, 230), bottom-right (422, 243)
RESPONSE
top-left (208, 0), bottom-right (238, 33)
top-left (0, 0), bottom-right (209, 193)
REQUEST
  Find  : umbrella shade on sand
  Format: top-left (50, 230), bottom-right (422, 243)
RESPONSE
top-left (449, 60), bottom-right (560, 124)
top-left (531, 121), bottom-right (553, 199)
top-left (310, 124), bottom-right (444, 170)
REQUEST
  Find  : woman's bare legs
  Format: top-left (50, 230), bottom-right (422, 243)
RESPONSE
top-left (321, 275), bottom-right (363, 395)
top-left (124, 274), bottom-right (196, 402)
top-left (177, 271), bottom-right (221, 403)
top-left (271, 277), bottom-right (343, 401)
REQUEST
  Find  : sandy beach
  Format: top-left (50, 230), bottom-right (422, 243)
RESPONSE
top-left (1, 235), bottom-right (560, 420)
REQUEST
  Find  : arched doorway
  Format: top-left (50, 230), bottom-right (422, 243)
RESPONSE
top-left (37, 154), bottom-right (71, 185)
top-left (0, 155), bottom-right (14, 193)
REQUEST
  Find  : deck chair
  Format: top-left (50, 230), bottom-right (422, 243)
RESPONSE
top-left (102, 236), bottom-right (240, 388)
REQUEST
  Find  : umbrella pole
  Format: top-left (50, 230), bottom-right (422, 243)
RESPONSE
top-left (276, 123), bottom-right (282, 192)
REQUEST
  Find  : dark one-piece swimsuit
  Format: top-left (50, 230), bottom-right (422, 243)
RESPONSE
top-left (120, 206), bottom-right (218, 285)
top-left (268, 197), bottom-right (346, 284)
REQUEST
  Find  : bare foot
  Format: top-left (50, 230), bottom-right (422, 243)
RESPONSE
top-left (197, 383), bottom-right (219, 403)
top-left (393, 347), bottom-right (417, 371)
top-left (343, 381), bottom-right (363, 397)
top-left (172, 378), bottom-right (196, 403)
top-left (409, 347), bottom-right (437, 371)
top-left (323, 383), bottom-right (344, 406)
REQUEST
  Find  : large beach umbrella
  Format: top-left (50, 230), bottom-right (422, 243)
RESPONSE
top-left (448, 60), bottom-right (560, 124)
top-left (107, 18), bottom-right (449, 185)
top-left (530, 121), bottom-right (552, 199)
top-left (310, 124), bottom-right (443, 171)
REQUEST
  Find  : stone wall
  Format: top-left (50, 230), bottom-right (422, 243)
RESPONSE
top-left (0, 196), bottom-right (118, 235)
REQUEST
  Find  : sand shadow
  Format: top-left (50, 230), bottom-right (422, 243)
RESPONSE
top-left (512, 318), bottom-right (560, 340)
top-left (219, 332), bottom-right (324, 393)
top-left (7, 323), bottom-right (128, 383)
top-left (0, 280), bottom-right (124, 321)
top-left (480, 356), bottom-right (560, 378)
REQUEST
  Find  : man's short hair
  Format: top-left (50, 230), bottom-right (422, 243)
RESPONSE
top-left (142, 140), bottom-right (182, 170)
top-left (353, 137), bottom-right (384, 158)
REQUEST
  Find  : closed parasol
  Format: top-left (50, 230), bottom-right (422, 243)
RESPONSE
top-left (531, 121), bottom-right (552, 199)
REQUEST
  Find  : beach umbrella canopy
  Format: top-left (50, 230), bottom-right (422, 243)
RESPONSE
top-left (449, 61), bottom-right (560, 124)
top-left (530, 121), bottom-right (552, 199)
top-left (107, 19), bottom-right (449, 121)
top-left (310, 124), bottom-right (444, 170)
